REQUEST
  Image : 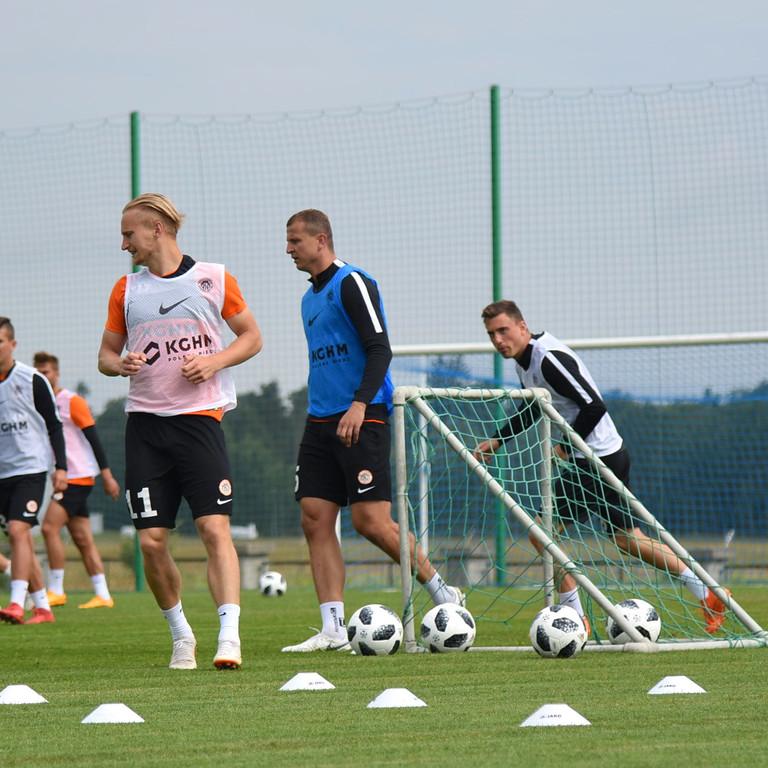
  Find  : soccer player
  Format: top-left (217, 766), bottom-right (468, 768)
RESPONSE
top-left (98, 194), bottom-right (262, 669)
top-left (33, 352), bottom-right (120, 609)
top-left (282, 210), bottom-right (464, 653)
top-left (473, 300), bottom-right (730, 634)
top-left (0, 317), bottom-right (66, 625)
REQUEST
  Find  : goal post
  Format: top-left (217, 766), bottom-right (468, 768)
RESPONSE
top-left (393, 385), bottom-right (767, 653)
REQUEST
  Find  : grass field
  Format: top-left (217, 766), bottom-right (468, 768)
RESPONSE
top-left (2, 585), bottom-right (767, 768)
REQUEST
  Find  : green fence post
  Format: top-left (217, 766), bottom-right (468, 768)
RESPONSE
top-left (129, 110), bottom-right (145, 593)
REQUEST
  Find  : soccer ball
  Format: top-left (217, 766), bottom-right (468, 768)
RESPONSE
top-left (605, 598), bottom-right (661, 644)
top-left (420, 603), bottom-right (476, 653)
top-left (529, 604), bottom-right (587, 659)
top-left (258, 571), bottom-right (287, 597)
top-left (347, 604), bottom-right (403, 656)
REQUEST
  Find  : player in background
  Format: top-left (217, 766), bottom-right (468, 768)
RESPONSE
top-left (282, 210), bottom-right (465, 653)
top-left (33, 352), bottom-right (120, 609)
top-left (473, 300), bottom-right (730, 635)
top-left (0, 553), bottom-right (11, 583)
top-left (0, 317), bottom-right (66, 625)
top-left (98, 194), bottom-right (262, 670)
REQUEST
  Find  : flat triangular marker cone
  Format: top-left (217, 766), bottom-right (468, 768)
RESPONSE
top-left (520, 703), bottom-right (591, 727)
top-left (367, 688), bottom-right (427, 708)
top-left (0, 685), bottom-right (48, 704)
top-left (279, 672), bottom-right (335, 691)
top-left (81, 703), bottom-right (144, 723)
top-left (648, 675), bottom-right (706, 694)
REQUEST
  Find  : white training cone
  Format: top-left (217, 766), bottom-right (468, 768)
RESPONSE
top-left (279, 672), bottom-right (335, 691)
top-left (81, 703), bottom-right (145, 723)
top-left (648, 675), bottom-right (706, 694)
top-left (367, 688), bottom-right (427, 708)
top-left (520, 703), bottom-right (591, 727)
top-left (0, 685), bottom-right (48, 704)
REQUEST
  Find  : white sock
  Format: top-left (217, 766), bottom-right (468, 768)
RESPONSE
top-left (30, 588), bottom-right (51, 611)
top-left (217, 603), bottom-right (241, 644)
top-left (558, 588), bottom-right (584, 617)
top-left (2, 561), bottom-right (10, 576)
top-left (425, 572), bottom-right (456, 605)
top-left (161, 601), bottom-right (195, 641)
top-left (679, 567), bottom-right (708, 601)
top-left (320, 601), bottom-right (346, 639)
top-left (48, 569), bottom-right (65, 595)
top-left (10, 580), bottom-right (29, 607)
top-left (90, 573), bottom-right (111, 601)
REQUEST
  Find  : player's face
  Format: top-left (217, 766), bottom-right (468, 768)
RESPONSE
top-left (0, 326), bottom-right (17, 375)
top-left (484, 313), bottom-right (530, 360)
top-left (286, 222), bottom-right (324, 275)
top-left (121, 209), bottom-right (157, 267)
top-left (34, 361), bottom-right (59, 389)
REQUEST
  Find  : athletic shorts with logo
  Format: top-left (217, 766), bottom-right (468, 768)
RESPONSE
top-left (52, 484), bottom-right (93, 518)
top-left (125, 412), bottom-right (234, 529)
top-left (554, 446), bottom-right (634, 531)
top-left (0, 472), bottom-right (46, 534)
top-left (295, 417), bottom-right (391, 507)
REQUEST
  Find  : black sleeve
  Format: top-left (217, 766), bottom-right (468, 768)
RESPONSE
top-left (541, 351), bottom-right (607, 440)
top-left (32, 374), bottom-right (67, 471)
top-left (81, 425), bottom-right (109, 470)
top-left (339, 271), bottom-right (393, 405)
top-left (493, 402), bottom-right (539, 442)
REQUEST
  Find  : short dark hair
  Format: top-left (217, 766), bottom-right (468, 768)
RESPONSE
top-left (481, 300), bottom-right (524, 323)
top-left (33, 351), bottom-right (59, 369)
top-left (286, 209), bottom-right (334, 251)
top-left (0, 317), bottom-right (14, 339)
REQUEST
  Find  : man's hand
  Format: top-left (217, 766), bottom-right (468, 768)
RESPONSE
top-left (473, 438), bottom-right (501, 465)
top-left (181, 354), bottom-right (220, 385)
top-left (52, 469), bottom-right (68, 494)
top-left (337, 401), bottom-right (367, 447)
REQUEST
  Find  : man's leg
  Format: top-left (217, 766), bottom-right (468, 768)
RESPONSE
top-left (41, 498), bottom-right (69, 603)
top-left (67, 516), bottom-right (113, 608)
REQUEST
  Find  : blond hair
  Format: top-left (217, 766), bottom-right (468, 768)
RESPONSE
top-left (123, 193), bottom-right (186, 236)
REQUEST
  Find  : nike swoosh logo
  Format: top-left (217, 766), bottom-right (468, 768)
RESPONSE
top-left (22, 511), bottom-right (37, 517)
top-left (356, 486), bottom-right (376, 494)
top-left (216, 498), bottom-right (233, 505)
top-left (307, 311), bottom-right (322, 326)
top-left (159, 297), bottom-right (190, 315)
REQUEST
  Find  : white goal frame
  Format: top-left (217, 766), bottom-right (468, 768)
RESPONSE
top-left (393, 385), bottom-right (768, 653)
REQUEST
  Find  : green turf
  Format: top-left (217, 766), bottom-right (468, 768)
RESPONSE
top-left (1, 586), bottom-right (767, 768)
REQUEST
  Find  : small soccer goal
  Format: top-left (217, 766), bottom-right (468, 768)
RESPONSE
top-left (392, 386), bottom-right (768, 653)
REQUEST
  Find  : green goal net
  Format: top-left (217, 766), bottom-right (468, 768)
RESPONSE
top-left (393, 386), bottom-right (767, 652)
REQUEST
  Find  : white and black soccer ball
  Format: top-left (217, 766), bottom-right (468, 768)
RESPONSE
top-left (347, 604), bottom-right (403, 656)
top-left (420, 603), bottom-right (476, 653)
top-left (529, 604), bottom-right (587, 659)
top-left (258, 571), bottom-right (287, 597)
top-left (606, 598), bottom-right (661, 644)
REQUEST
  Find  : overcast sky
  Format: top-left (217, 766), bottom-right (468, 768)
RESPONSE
top-left (1, 1), bottom-right (766, 130)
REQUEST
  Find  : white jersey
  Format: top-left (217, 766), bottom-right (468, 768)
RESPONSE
top-left (124, 262), bottom-right (237, 416)
top-left (515, 332), bottom-right (623, 457)
top-left (56, 389), bottom-right (99, 480)
top-left (0, 362), bottom-right (60, 478)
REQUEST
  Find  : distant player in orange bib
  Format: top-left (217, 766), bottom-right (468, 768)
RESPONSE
top-left (33, 352), bottom-right (120, 610)
top-left (98, 193), bottom-right (263, 670)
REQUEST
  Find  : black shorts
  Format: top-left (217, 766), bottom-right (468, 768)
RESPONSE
top-left (295, 417), bottom-right (392, 507)
top-left (0, 472), bottom-right (46, 534)
top-left (554, 447), bottom-right (634, 531)
top-left (52, 484), bottom-right (93, 518)
top-left (125, 412), bottom-right (233, 530)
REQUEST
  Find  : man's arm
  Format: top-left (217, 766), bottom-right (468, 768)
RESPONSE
top-left (32, 373), bottom-right (67, 492)
top-left (98, 329), bottom-right (146, 377)
top-left (336, 272), bottom-right (392, 446)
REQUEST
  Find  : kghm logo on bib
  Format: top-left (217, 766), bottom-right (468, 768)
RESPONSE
top-left (357, 470), bottom-right (373, 485)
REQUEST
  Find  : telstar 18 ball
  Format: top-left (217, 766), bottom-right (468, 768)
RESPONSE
top-left (606, 598), bottom-right (661, 644)
top-left (420, 603), bottom-right (476, 652)
top-left (529, 604), bottom-right (587, 658)
top-left (259, 571), bottom-right (287, 597)
top-left (347, 604), bottom-right (403, 656)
